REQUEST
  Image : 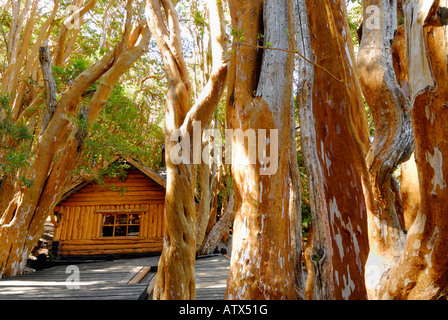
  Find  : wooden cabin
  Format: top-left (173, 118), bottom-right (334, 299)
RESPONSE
top-left (52, 157), bottom-right (166, 258)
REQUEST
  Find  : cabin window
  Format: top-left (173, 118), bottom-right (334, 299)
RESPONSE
top-left (99, 212), bottom-right (141, 237)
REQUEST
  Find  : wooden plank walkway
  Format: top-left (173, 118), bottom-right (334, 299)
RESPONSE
top-left (0, 254), bottom-right (230, 300)
top-left (0, 256), bottom-right (160, 300)
top-left (196, 254), bottom-right (230, 300)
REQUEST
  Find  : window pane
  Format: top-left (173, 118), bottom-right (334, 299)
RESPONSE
top-left (103, 214), bottom-right (115, 225)
top-left (128, 225), bottom-right (140, 237)
top-left (102, 226), bottom-right (114, 237)
top-left (100, 212), bottom-right (143, 237)
top-left (114, 225), bottom-right (127, 237)
top-left (116, 214), bottom-right (128, 225)
top-left (129, 214), bottom-right (141, 225)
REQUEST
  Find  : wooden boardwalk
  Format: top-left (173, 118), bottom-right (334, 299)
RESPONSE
top-left (195, 254), bottom-right (230, 300)
top-left (0, 254), bottom-right (230, 300)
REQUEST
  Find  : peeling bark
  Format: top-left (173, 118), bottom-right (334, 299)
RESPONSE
top-left (357, 0), bottom-right (413, 299)
top-left (302, 0), bottom-right (370, 299)
top-left (401, 153), bottom-right (421, 230)
top-left (294, 0), bottom-right (334, 301)
top-left (225, 0), bottom-right (296, 300)
top-left (378, 0), bottom-right (448, 300)
top-left (145, 0), bottom-right (228, 300)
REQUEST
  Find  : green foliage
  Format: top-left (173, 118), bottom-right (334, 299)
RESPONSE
top-left (77, 83), bottom-right (164, 179)
top-left (347, 0), bottom-right (363, 47)
top-left (193, 9), bottom-right (206, 35)
top-left (52, 57), bottom-right (96, 92)
top-left (298, 150), bottom-right (312, 238)
top-left (0, 93), bottom-right (34, 186)
top-left (230, 28), bottom-right (245, 43)
top-left (94, 160), bottom-right (131, 196)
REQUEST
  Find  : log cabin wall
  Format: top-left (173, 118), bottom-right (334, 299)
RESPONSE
top-left (53, 166), bottom-right (166, 256)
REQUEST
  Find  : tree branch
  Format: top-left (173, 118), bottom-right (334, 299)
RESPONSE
top-left (86, 24), bottom-right (151, 123)
top-left (181, 0), bottom-right (228, 134)
top-left (39, 41), bottom-right (57, 134)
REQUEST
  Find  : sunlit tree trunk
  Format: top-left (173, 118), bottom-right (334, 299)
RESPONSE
top-left (377, 0), bottom-right (448, 300)
top-left (391, 24), bottom-right (421, 231)
top-left (225, 0), bottom-right (297, 300)
top-left (301, 0), bottom-right (370, 299)
top-left (356, 0), bottom-right (413, 299)
top-left (401, 153), bottom-right (420, 230)
top-left (54, 0), bottom-right (99, 67)
top-left (145, 0), bottom-right (228, 299)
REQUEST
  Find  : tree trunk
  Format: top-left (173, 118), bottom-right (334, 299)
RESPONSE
top-left (356, 0), bottom-right (413, 299)
top-left (288, 98), bottom-right (304, 300)
top-left (225, 0), bottom-right (296, 300)
top-left (145, 0), bottom-right (228, 300)
top-left (401, 153), bottom-right (420, 230)
top-left (198, 191), bottom-right (234, 256)
top-left (195, 121), bottom-right (219, 252)
top-left (301, 0), bottom-right (370, 299)
top-left (391, 24), bottom-right (421, 231)
top-left (377, 0), bottom-right (448, 299)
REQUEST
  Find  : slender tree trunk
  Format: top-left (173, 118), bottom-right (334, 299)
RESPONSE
top-left (288, 98), bottom-right (304, 300)
top-left (391, 24), bottom-right (421, 232)
top-left (145, 0), bottom-right (227, 299)
top-left (225, 0), bottom-right (296, 300)
top-left (198, 191), bottom-right (234, 256)
top-left (196, 121), bottom-right (219, 252)
top-left (292, 0), bottom-right (313, 300)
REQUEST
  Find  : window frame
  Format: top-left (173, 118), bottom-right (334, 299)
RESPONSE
top-left (95, 209), bottom-right (145, 238)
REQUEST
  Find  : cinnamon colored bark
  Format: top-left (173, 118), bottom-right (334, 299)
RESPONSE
top-left (391, 25), bottom-right (421, 231)
top-left (378, 0), bottom-right (448, 299)
top-left (303, 0), bottom-right (370, 299)
top-left (145, 0), bottom-right (227, 299)
top-left (401, 153), bottom-right (420, 230)
top-left (225, 0), bottom-right (296, 300)
top-left (357, 0), bottom-right (412, 298)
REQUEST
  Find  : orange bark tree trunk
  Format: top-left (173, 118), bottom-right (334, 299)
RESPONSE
top-left (391, 24), bottom-right (421, 232)
top-left (301, 0), bottom-right (370, 299)
top-left (224, 0), bottom-right (297, 300)
top-left (198, 191), bottom-right (234, 256)
top-left (145, 0), bottom-right (228, 299)
top-left (377, 0), bottom-right (448, 299)
top-left (356, 0), bottom-right (413, 298)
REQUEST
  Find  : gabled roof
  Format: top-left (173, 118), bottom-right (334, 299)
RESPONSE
top-left (124, 156), bottom-right (166, 189)
top-left (59, 155), bottom-right (166, 203)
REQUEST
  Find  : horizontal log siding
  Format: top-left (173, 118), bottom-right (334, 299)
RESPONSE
top-left (54, 167), bottom-right (166, 256)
